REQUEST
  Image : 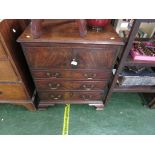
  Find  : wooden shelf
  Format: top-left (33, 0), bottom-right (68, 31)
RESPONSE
top-left (125, 56), bottom-right (155, 67)
top-left (113, 84), bottom-right (155, 93)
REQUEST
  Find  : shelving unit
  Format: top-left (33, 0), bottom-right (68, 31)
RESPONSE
top-left (104, 19), bottom-right (155, 108)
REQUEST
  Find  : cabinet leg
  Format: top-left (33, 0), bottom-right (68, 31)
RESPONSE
top-left (38, 104), bottom-right (55, 110)
top-left (95, 104), bottom-right (105, 110)
top-left (89, 104), bottom-right (104, 110)
top-left (22, 103), bottom-right (36, 111)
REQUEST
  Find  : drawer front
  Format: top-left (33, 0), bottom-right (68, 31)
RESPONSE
top-left (0, 41), bottom-right (7, 59)
top-left (24, 46), bottom-right (117, 69)
top-left (0, 60), bottom-right (18, 82)
top-left (32, 69), bottom-right (111, 80)
top-left (35, 80), bottom-right (107, 91)
top-left (39, 91), bottom-right (105, 101)
top-left (0, 84), bottom-right (27, 100)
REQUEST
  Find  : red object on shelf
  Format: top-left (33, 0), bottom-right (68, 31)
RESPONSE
top-left (87, 19), bottom-right (111, 27)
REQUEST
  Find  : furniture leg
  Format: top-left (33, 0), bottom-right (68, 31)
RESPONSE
top-left (22, 103), bottom-right (36, 111)
top-left (89, 103), bottom-right (104, 110)
top-left (38, 104), bottom-right (55, 110)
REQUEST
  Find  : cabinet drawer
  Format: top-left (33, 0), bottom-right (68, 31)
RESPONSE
top-left (0, 42), bottom-right (7, 59)
top-left (35, 80), bottom-right (107, 91)
top-left (0, 60), bottom-right (18, 82)
top-left (24, 46), bottom-right (117, 69)
top-left (0, 84), bottom-right (28, 100)
top-left (39, 91), bottom-right (105, 101)
top-left (33, 69), bottom-right (111, 80)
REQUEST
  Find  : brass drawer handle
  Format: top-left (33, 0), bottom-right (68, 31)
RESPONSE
top-left (48, 83), bottom-right (61, 90)
top-left (82, 84), bottom-right (95, 90)
top-left (84, 73), bottom-right (96, 79)
top-left (0, 91), bottom-right (2, 95)
top-left (53, 72), bottom-right (61, 78)
top-left (46, 72), bottom-right (51, 77)
top-left (46, 72), bottom-right (61, 78)
top-left (80, 94), bottom-right (92, 100)
top-left (50, 94), bottom-right (62, 100)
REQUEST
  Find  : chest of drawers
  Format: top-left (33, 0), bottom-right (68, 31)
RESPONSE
top-left (0, 20), bottom-right (37, 111)
top-left (18, 20), bottom-right (124, 110)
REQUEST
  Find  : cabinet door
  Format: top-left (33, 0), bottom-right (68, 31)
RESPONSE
top-left (0, 60), bottom-right (18, 82)
top-left (24, 46), bottom-right (117, 69)
top-left (73, 47), bottom-right (117, 69)
top-left (24, 47), bottom-right (72, 69)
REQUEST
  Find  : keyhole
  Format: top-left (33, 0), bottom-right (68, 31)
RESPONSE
top-left (71, 59), bottom-right (78, 66)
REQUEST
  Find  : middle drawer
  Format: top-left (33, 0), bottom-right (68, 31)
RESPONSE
top-left (35, 80), bottom-right (107, 91)
top-left (32, 69), bottom-right (112, 80)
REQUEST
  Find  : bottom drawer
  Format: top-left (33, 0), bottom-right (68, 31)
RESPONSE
top-left (0, 83), bottom-right (27, 100)
top-left (39, 91), bottom-right (105, 101)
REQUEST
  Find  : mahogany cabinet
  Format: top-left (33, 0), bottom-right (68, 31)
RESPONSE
top-left (18, 20), bottom-right (124, 110)
top-left (0, 20), bottom-right (37, 111)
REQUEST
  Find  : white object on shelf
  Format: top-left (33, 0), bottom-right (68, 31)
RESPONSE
top-left (120, 76), bottom-right (155, 86)
top-left (139, 23), bottom-right (155, 38)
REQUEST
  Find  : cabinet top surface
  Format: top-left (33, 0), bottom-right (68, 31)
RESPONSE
top-left (18, 20), bottom-right (124, 45)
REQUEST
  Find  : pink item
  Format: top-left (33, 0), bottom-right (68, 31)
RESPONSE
top-left (130, 50), bottom-right (155, 61)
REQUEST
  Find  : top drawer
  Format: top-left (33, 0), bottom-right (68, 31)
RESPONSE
top-left (24, 46), bottom-right (117, 70)
top-left (0, 41), bottom-right (7, 59)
